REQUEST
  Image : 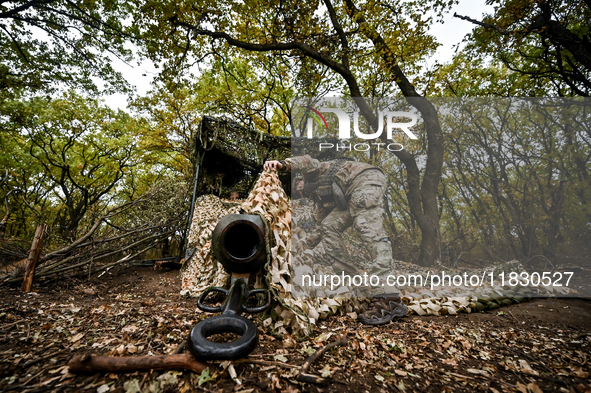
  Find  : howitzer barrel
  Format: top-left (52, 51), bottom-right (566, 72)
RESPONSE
top-left (211, 214), bottom-right (268, 274)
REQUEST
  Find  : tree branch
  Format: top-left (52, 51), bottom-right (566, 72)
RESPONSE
top-left (0, 0), bottom-right (55, 19)
top-left (322, 0), bottom-right (350, 68)
top-left (40, 196), bottom-right (147, 262)
top-left (170, 18), bottom-right (352, 80)
top-left (453, 13), bottom-right (511, 35)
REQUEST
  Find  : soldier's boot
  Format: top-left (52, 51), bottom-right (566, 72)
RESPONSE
top-left (358, 240), bottom-right (407, 325)
top-left (358, 294), bottom-right (408, 325)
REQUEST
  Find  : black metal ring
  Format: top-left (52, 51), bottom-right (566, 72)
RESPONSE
top-left (188, 315), bottom-right (259, 360)
top-left (197, 287), bottom-right (228, 313)
top-left (242, 289), bottom-right (270, 314)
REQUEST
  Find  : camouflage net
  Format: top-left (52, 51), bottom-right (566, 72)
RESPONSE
top-left (181, 171), bottom-right (575, 338)
top-left (180, 195), bottom-right (239, 294)
top-left (191, 117), bottom-right (291, 199)
top-left (181, 170), bottom-right (367, 337)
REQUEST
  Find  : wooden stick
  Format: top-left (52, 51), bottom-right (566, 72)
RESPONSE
top-left (0, 319), bottom-right (25, 331)
top-left (236, 359), bottom-right (300, 369)
top-left (297, 337), bottom-right (348, 384)
top-left (21, 223), bottom-right (46, 292)
top-left (23, 349), bottom-right (68, 368)
top-left (173, 340), bottom-right (186, 354)
top-left (68, 353), bottom-right (212, 374)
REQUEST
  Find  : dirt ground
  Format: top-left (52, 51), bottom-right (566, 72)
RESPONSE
top-left (0, 265), bottom-right (590, 393)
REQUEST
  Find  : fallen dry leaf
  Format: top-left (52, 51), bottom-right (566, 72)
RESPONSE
top-left (69, 333), bottom-right (84, 343)
top-left (527, 382), bottom-right (543, 393)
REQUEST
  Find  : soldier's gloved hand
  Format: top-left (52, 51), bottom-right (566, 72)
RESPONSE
top-left (264, 160), bottom-right (283, 171)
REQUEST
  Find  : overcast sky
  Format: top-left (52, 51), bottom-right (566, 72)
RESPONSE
top-left (106, 0), bottom-right (493, 110)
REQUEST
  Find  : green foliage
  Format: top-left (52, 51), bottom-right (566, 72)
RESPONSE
top-left (0, 0), bottom-right (141, 93)
top-left (456, 0), bottom-right (591, 96)
top-left (1, 92), bottom-right (144, 242)
top-left (133, 0), bottom-right (448, 98)
top-left (129, 55), bottom-right (295, 187)
top-left (429, 52), bottom-right (542, 96)
top-left (197, 367), bottom-right (212, 386)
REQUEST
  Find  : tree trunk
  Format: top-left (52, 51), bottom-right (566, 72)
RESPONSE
top-left (417, 218), bottom-right (441, 266)
top-left (544, 180), bottom-right (566, 264)
top-left (21, 223), bottom-right (46, 293)
top-left (0, 210), bottom-right (8, 238)
top-left (0, 171), bottom-right (12, 239)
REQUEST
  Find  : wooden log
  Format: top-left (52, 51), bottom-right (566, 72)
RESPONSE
top-left (21, 223), bottom-right (46, 292)
top-left (67, 353), bottom-right (212, 374)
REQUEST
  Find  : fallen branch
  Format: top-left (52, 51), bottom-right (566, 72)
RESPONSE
top-left (37, 223), bottom-right (163, 273)
top-left (40, 196), bottom-right (148, 263)
top-left (0, 319), bottom-right (26, 331)
top-left (297, 337), bottom-right (348, 384)
top-left (173, 340), bottom-right (187, 355)
top-left (61, 242), bottom-right (162, 279)
top-left (38, 231), bottom-right (172, 276)
top-left (4, 232), bottom-right (171, 284)
top-left (237, 359), bottom-right (300, 369)
top-left (68, 353), bottom-right (212, 374)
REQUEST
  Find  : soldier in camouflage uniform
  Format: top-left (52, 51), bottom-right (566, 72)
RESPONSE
top-left (265, 156), bottom-right (407, 325)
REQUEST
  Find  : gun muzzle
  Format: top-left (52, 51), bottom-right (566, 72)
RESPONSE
top-left (211, 214), bottom-right (268, 274)
top-left (189, 213), bottom-right (271, 361)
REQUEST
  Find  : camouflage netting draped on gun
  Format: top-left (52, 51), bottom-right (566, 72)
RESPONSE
top-left (181, 171), bottom-right (362, 337)
top-left (181, 171), bottom-right (574, 338)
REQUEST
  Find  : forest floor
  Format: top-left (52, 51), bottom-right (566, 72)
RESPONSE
top-left (0, 265), bottom-right (590, 393)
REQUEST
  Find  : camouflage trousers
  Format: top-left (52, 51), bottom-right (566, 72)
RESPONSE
top-left (316, 170), bottom-right (395, 294)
